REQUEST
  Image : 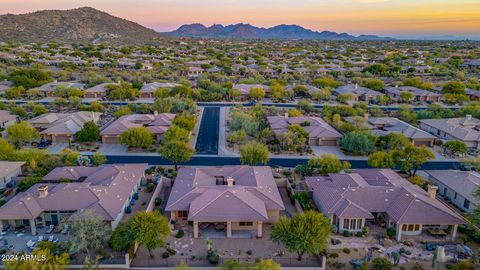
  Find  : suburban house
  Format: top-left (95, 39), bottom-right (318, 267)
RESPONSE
top-left (165, 166), bottom-right (285, 238)
top-left (186, 67), bottom-right (204, 78)
top-left (0, 164), bottom-right (148, 235)
top-left (419, 116), bottom-right (480, 150)
top-left (34, 81), bottom-right (85, 97)
top-left (426, 170), bottom-right (480, 213)
top-left (383, 86), bottom-right (442, 102)
top-left (84, 83), bottom-right (118, 99)
top-left (0, 161), bottom-right (25, 189)
top-left (28, 111), bottom-right (102, 143)
top-left (285, 84), bottom-right (320, 97)
top-left (344, 116), bottom-right (436, 146)
top-left (334, 84), bottom-right (383, 102)
top-left (306, 169), bottom-right (466, 241)
top-left (100, 113), bottom-right (175, 144)
top-left (267, 115), bottom-right (342, 146)
top-left (232, 84), bottom-right (269, 97)
top-left (139, 82), bottom-right (181, 98)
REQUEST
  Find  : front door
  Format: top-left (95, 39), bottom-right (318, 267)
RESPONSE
top-left (51, 214), bottom-right (59, 226)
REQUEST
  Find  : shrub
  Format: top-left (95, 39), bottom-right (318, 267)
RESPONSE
top-left (362, 226), bottom-right (369, 236)
top-left (125, 206), bottom-right (132, 214)
top-left (329, 252), bottom-right (339, 258)
top-left (133, 193), bottom-right (139, 200)
top-left (343, 230), bottom-right (351, 237)
top-left (0, 200), bottom-right (6, 207)
top-left (162, 252), bottom-right (170, 258)
top-left (342, 248), bottom-right (351, 254)
top-left (154, 197), bottom-right (162, 206)
top-left (208, 251), bottom-right (219, 265)
top-left (166, 246), bottom-right (177, 255)
top-left (355, 231), bottom-right (363, 237)
top-left (146, 183), bottom-right (155, 193)
top-left (175, 230), bottom-right (185, 238)
top-left (386, 228), bottom-right (396, 238)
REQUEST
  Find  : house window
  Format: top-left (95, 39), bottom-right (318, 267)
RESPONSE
top-left (177, 211), bottom-right (188, 218)
top-left (454, 192), bottom-right (457, 200)
top-left (239, 222), bottom-right (253, 226)
top-left (464, 199), bottom-right (470, 209)
top-left (402, 224), bottom-right (420, 231)
top-left (343, 219), bottom-right (350, 229)
top-left (357, 219), bottom-right (363, 229)
top-left (351, 219), bottom-right (356, 230)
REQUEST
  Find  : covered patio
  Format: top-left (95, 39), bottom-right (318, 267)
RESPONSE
top-left (192, 221), bottom-right (263, 239)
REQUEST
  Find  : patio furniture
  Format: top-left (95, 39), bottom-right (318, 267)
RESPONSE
top-left (16, 233), bottom-right (24, 237)
top-left (48, 235), bottom-right (54, 242)
top-left (427, 229), bottom-right (447, 236)
top-left (46, 225), bottom-right (55, 234)
top-left (214, 223), bottom-right (226, 231)
top-left (26, 240), bottom-right (36, 249)
top-left (38, 235), bottom-right (44, 242)
top-left (61, 224), bottom-right (69, 234)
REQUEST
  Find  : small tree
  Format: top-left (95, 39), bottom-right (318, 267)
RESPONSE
top-left (442, 140), bottom-right (467, 157)
top-left (394, 144), bottom-right (435, 177)
top-left (69, 210), bottom-right (110, 259)
top-left (340, 131), bottom-right (376, 155)
top-left (7, 121), bottom-right (39, 148)
top-left (129, 211), bottom-right (171, 257)
top-left (163, 125), bottom-right (190, 143)
top-left (76, 121), bottom-right (100, 143)
top-left (120, 127), bottom-right (154, 148)
top-left (90, 153), bottom-right (107, 166)
top-left (159, 140), bottom-right (194, 170)
top-left (399, 91), bottom-right (414, 103)
top-left (0, 138), bottom-right (14, 160)
top-left (239, 141), bottom-right (269, 165)
top-left (249, 87), bottom-right (266, 100)
top-left (114, 106), bottom-right (132, 118)
top-left (308, 154), bottom-right (350, 175)
top-left (368, 152), bottom-right (395, 168)
top-left (270, 211), bottom-right (331, 261)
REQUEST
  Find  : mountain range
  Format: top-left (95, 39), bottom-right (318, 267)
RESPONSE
top-left (0, 7), bottom-right (162, 44)
top-left (165, 23), bottom-right (394, 40)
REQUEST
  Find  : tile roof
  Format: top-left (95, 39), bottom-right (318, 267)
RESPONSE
top-left (0, 161), bottom-right (25, 179)
top-left (100, 113), bottom-right (175, 136)
top-left (267, 116), bottom-right (342, 140)
top-left (30, 111), bottom-right (102, 135)
top-left (419, 117), bottom-right (480, 141)
top-left (426, 170), bottom-right (480, 204)
top-left (306, 169), bottom-right (465, 225)
top-left (140, 82), bottom-right (181, 93)
top-left (0, 164), bottom-right (147, 221)
top-left (165, 166), bottom-right (284, 221)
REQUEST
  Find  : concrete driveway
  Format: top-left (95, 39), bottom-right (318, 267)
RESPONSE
top-left (47, 143), bottom-right (68, 154)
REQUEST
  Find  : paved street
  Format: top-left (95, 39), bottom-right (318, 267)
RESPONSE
top-left (194, 107), bottom-right (220, 155)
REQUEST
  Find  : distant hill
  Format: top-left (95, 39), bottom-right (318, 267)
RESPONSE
top-left (166, 23), bottom-right (393, 40)
top-left (0, 7), bottom-right (163, 44)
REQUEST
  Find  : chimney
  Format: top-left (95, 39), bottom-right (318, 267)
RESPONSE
top-left (364, 113), bottom-right (370, 120)
top-left (154, 110), bottom-right (159, 116)
top-left (427, 184), bottom-right (438, 199)
top-left (54, 79), bottom-right (58, 83)
top-left (466, 114), bottom-right (472, 121)
top-left (395, 84), bottom-right (399, 88)
top-left (284, 112), bottom-right (289, 119)
top-left (354, 83), bottom-right (358, 89)
top-left (226, 176), bottom-right (234, 187)
top-left (38, 185), bottom-right (49, 198)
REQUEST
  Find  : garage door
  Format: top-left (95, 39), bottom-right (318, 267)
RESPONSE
top-left (320, 140), bottom-right (338, 146)
top-left (103, 136), bottom-right (120, 144)
top-left (414, 140), bottom-right (432, 147)
top-left (53, 135), bottom-right (70, 143)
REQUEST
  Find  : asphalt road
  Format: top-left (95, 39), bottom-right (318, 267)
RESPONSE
top-left (194, 106), bottom-right (220, 155)
top-left (102, 154), bottom-right (461, 170)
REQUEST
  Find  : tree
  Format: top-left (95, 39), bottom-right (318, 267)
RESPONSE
top-left (340, 131), bottom-right (376, 155)
top-left (90, 153), bottom-right (107, 166)
top-left (297, 99), bottom-right (315, 113)
top-left (381, 133), bottom-right (410, 150)
top-left (7, 121), bottom-right (39, 148)
top-left (270, 83), bottom-right (285, 100)
top-left (239, 141), bottom-right (269, 165)
top-left (271, 211), bottom-right (330, 261)
top-left (442, 81), bottom-right (466, 95)
top-left (227, 130), bottom-right (247, 145)
top-left (0, 138), bottom-right (14, 160)
top-left (399, 91), bottom-right (414, 103)
top-left (362, 79), bottom-right (384, 91)
top-left (312, 78), bottom-right (342, 88)
top-left (368, 152), bottom-right (395, 168)
top-left (69, 210), bottom-right (110, 258)
top-left (363, 64), bottom-right (389, 76)
top-left (394, 145), bottom-right (435, 177)
top-left (336, 93), bottom-right (354, 104)
top-left (163, 125), bottom-right (190, 143)
top-left (172, 114), bottom-right (196, 131)
top-left (9, 67), bottom-right (53, 89)
top-left (106, 82), bottom-right (139, 100)
top-left (59, 148), bottom-right (80, 166)
top-left (5, 86), bottom-right (26, 99)
top-left (129, 211), bottom-right (171, 257)
top-left (288, 108), bottom-right (303, 117)
top-left (159, 140), bottom-right (194, 170)
top-left (249, 87), bottom-right (265, 100)
top-left (312, 88), bottom-right (332, 101)
top-left (370, 257), bottom-right (393, 270)
top-left (120, 127), bottom-right (154, 148)
top-left (76, 121), bottom-right (100, 142)
top-left (109, 222), bottom-right (134, 252)
top-left (308, 154), bottom-right (350, 175)
top-left (442, 140), bottom-right (467, 157)
top-left (220, 259), bottom-right (280, 270)
top-left (114, 106), bottom-right (132, 118)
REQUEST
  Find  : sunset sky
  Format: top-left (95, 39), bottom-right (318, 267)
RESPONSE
top-left (1, 0), bottom-right (480, 39)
